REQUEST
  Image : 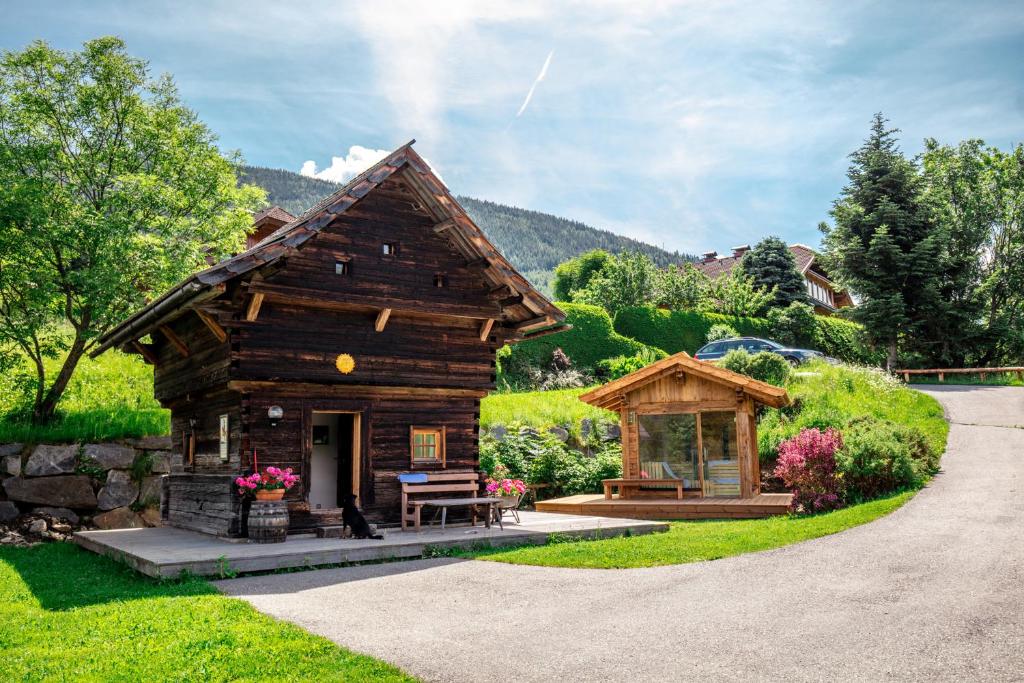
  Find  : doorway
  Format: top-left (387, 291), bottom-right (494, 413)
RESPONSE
top-left (309, 412), bottom-right (360, 510)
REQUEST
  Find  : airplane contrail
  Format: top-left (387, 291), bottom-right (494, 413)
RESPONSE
top-left (516, 50), bottom-right (554, 118)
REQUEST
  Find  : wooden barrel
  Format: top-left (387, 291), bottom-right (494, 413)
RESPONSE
top-left (248, 501), bottom-right (288, 543)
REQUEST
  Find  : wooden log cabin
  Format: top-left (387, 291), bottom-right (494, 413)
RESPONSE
top-left (91, 141), bottom-right (567, 536)
top-left (537, 352), bottom-right (795, 519)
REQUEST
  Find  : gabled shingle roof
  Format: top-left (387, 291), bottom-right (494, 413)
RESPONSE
top-left (578, 352), bottom-right (791, 410)
top-left (93, 141), bottom-right (564, 356)
top-left (695, 244), bottom-right (819, 279)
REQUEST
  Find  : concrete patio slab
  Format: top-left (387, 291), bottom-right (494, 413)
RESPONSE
top-left (73, 510), bottom-right (667, 578)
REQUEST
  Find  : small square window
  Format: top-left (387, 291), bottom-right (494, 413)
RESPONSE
top-left (434, 273), bottom-right (447, 288)
top-left (335, 260), bottom-right (350, 275)
top-left (382, 242), bottom-right (398, 256)
top-left (410, 426), bottom-right (445, 467)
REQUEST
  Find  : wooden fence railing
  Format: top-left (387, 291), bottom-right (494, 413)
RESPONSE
top-left (896, 367), bottom-right (1024, 383)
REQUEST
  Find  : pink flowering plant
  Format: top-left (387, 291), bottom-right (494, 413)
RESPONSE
top-left (485, 476), bottom-right (527, 498)
top-left (235, 466), bottom-right (300, 496)
top-left (773, 427), bottom-right (844, 513)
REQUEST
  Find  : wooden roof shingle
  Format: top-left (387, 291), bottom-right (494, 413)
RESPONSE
top-left (578, 352), bottom-right (791, 410)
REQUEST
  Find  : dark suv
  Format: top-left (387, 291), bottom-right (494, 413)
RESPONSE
top-left (694, 337), bottom-right (825, 365)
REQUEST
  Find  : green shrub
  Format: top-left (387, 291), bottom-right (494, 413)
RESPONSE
top-left (596, 347), bottom-right (662, 380)
top-left (813, 315), bottom-right (881, 364)
top-left (719, 349), bottom-right (791, 386)
top-left (767, 302), bottom-right (817, 347)
top-left (614, 306), bottom-right (773, 355)
top-left (614, 304), bottom-right (877, 364)
top-left (480, 429), bottom-right (623, 497)
top-left (498, 303), bottom-right (664, 389)
top-left (705, 323), bottom-right (739, 343)
top-left (835, 416), bottom-right (931, 501)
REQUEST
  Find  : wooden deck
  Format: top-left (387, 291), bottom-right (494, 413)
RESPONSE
top-left (536, 493), bottom-right (793, 520)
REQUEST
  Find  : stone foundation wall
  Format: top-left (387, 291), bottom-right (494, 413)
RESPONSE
top-left (0, 436), bottom-right (178, 532)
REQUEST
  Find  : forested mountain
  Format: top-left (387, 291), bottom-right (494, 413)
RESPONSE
top-left (240, 165), bottom-right (694, 293)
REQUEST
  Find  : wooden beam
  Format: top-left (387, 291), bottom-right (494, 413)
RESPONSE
top-left (515, 315), bottom-right (556, 332)
top-left (158, 325), bottom-right (190, 357)
top-left (131, 341), bottom-right (159, 365)
top-left (193, 308), bottom-right (227, 343)
top-left (375, 308), bottom-right (392, 332)
top-left (246, 280), bottom-right (501, 321)
top-left (487, 284), bottom-right (515, 301)
top-left (479, 318), bottom-right (495, 342)
top-left (498, 294), bottom-right (524, 308)
top-left (246, 292), bottom-right (265, 322)
top-left (433, 218), bottom-right (457, 234)
top-left (227, 380), bottom-right (488, 400)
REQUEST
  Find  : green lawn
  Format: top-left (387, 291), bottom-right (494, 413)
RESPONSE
top-left (462, 490), bottom-right (915, 569)
top-left (0, 543), bottom-right (414, 682)
top-left (0, 348), bottom-right (169, 443)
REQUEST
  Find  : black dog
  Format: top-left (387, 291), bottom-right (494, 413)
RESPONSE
top-left (341, 494), bottom-right (383, 539)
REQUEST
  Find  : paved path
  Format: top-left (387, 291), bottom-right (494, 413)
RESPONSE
top-left (219, 386), bottom-right (1024, 682)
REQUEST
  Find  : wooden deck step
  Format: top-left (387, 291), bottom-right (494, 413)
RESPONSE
top-left (536, 493), bottom-right (792, 520)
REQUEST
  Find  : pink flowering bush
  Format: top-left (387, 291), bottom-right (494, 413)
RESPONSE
top-left (773, 427), bottom-right (843, 513)
top-left (235, 466), bottom-right (300, 496)
top-left (485, 477), bottom-right (527, 498)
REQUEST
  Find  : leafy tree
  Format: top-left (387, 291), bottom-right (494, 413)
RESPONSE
top-left (654, 263), bottom-right (710, 310)
top-left (0, 38), bottom-right (264, 422)
top-left (705, 323), bottom-right (739, 343)
top-left (740, 236), bottom-right (809, 309)
top-left (922, 140), bottom-right (1024, 366)
top-left (819, 114), bottom-right (942, 369)
top-left (574, 251), bottom-right (658, 316)
top-left (552, 249), bottom-right (613, 301)
top-left (704, 269), bottom-right (776, 317)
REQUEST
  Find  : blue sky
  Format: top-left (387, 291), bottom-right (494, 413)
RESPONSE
top-left (3, 1), bottom-right (1023, 254)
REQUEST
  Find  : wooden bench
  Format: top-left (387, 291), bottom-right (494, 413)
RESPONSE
top-left (399, 472), bottom-right (500, 531)
top-left (603, 478), bottom-right (688, 500)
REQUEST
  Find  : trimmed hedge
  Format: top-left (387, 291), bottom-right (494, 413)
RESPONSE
top-left (498, 303), bottom-right (663, 386)
top-left (614, 305), bottom-right (877, 364)
top-left (613, 307), bottom-right (772, 355)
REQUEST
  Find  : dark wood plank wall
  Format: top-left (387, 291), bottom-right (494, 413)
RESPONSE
top-left (153, 312), bottom-right (231, 403)
top-left (168, 388), bottom-right (243, 474)
top-left (245, 392), bottom-right (480, 525)
top-left (233, 306), bottom-right (498, 389)
top-left (264, 179), bottom-right (503, 321)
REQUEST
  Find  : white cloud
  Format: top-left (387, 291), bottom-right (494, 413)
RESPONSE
top-left (515, 50), bottom-right (554, 118)
top-left (299, 146), bottom-right (390, 184)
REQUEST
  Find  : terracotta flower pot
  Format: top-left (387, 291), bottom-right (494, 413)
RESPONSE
top-left (255, 489), bottom-right (285, 501)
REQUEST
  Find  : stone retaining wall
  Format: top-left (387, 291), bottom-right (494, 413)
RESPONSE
top-left (0, 436), bottom-right (178, 536)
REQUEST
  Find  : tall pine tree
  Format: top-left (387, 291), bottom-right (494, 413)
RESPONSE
top-left (819, 114), bottom-right (942, 369)
top-left (740, 236), bottom-right (809, 309)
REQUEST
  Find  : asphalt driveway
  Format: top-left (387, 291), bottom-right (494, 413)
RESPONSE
top-left (219, 385), bottom-right (1024, 682)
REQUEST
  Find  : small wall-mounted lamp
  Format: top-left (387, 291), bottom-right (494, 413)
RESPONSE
top-left (267, 405), bottom-right (283, 428)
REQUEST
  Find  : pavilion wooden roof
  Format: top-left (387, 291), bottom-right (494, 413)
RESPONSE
top-left (93, 141), bottom-right (565, 357)
top-left (578, 352), bottom-right (791, 410)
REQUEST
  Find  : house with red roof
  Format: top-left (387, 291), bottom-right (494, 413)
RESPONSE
top-left (694, 244), bottom-right (854, 315)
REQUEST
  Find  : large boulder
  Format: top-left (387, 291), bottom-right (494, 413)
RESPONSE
top-left (97, 470), bottom-right (139, 511)
top-left (2, 475), bottom-right (96, 507)
top-left (82, 443), bottom-right (136, 470)
top-left (0, 443), bottom-right (23, 458)
top-left (32, 506), bottom-right (79, 525)
top-left (93, 507), bottom-right (145, 530)
top-left (0, 501), bottom-right (19, 524)
top-left (138, 475), bottom-right (163, 506)
top-left (3, 455), bottom-right (21, 477)
top-left (24, 445), bottom-right (78, 477)
top-left (148, 451), bottom-right (174, 474)
top-left (547, 426), bottom-right (570, 442)
top-left (139, 506), bottom-right (162, 527)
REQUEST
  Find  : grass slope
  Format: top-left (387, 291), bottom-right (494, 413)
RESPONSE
top-left (0, 543), bottom-right (414, 682)
top-left (0, 349), bottom-right (168, 443)
top-left (464, 491), bottom-right (914, 569)
top-left (480, 387), bottom-right (614, 433)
